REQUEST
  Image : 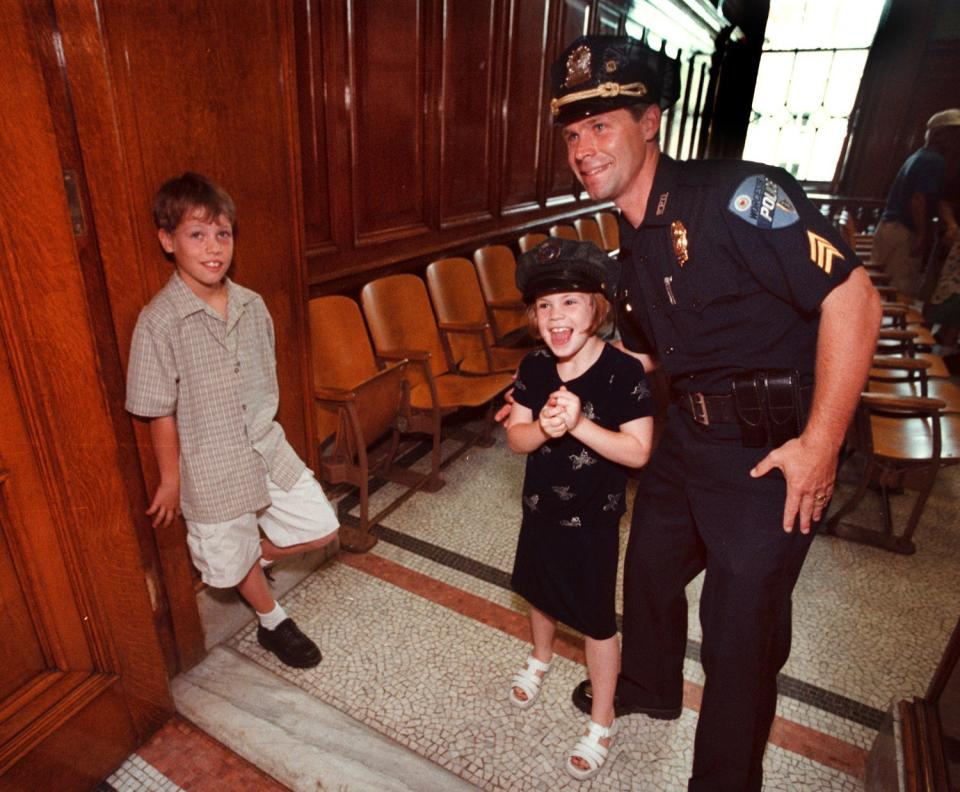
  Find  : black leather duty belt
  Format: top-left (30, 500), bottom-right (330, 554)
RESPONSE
top-left (675, 391), bottom-right (739, 426)
top-left (675, 384), bottom-right (814, 427)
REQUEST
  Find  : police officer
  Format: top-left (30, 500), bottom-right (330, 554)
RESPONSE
top-left (548, 35), bottom-right (882, 791)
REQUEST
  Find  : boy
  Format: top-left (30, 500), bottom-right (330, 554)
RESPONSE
top-left (126, 172), bottom-right (338, 668)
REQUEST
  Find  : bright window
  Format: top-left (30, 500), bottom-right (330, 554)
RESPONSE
top-left (742, 0), bottom-right (886, 183)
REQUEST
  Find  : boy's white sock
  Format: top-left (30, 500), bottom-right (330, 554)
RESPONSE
top-left (257, 602), bottom-right (288, 630)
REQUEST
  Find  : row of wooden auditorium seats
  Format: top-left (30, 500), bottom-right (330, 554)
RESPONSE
top-left (824, 226), bottom-right (959, 554)
top-left (308, 213), bottom-right (619, 552)
top-left (517, 210), bottom-right (620, 255)
top-left (306, 239), bottom-right (534, 552)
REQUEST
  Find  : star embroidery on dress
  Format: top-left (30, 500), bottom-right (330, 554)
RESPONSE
top-left (559, 516), bottom-right (582, 528)
top-left (632, 382), bottom-right (651, 400)
top-left (582, 401), bottom-right (596, 420)
top-left (539, 445), bottom-right (552, 455)
top-left (533, 348), bottom-right (551, 357)
top-left (523, 494), bottom-right (539, 512)
top-left (609, 374), bottom-right (616, 386)
top-left (569, 449), bottom-right (597, 470)
top-left (603, 493), bottom-right (622, 512)
top-left (552, 485), bottom-right (575, 501)
top-left (514, 378), bottom-right (527, 391)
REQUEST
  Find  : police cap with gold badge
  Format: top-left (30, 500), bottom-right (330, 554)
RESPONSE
top-left (550, 35), bottom-right (681, 125)
top-left (516, 237), bottom-right (619, 303)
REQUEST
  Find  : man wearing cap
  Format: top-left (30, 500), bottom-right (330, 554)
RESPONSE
top-left (872, 108), bottom-right (960, 299)
top-left (546, 35), bottom-right (882, 791)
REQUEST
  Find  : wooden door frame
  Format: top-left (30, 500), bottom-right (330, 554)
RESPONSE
top-left (0, 2), bottom-right (174, 785)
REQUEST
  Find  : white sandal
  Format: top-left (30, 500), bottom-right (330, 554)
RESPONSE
top-left (566, 719), bottom-right (617, 781)
top-left (508, 655), bottom-right (552, 709)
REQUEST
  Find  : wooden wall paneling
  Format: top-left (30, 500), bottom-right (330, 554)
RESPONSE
top-left (85, 0), bottom-right (311, 668)
top-left (596, 1), bottom-right (626, 34)
top-left (348, 0), bottom-right (431, 244)
top-left (501, 0), bottom-right (551, 213)
top-left (0, 2), bottom-right (172, 782)
top-left (94, 0), bottom-right (309, 456)
top-left (438, 0), bottom-right (500, 227)
top-left (295, 0), bottom-right (334, 252)
top-left (298, 0), bottom-right (627, 289)
top-left (545, 0), bottom-right (591, 203)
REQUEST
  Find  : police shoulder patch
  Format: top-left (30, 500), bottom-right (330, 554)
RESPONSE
top-left (727, 174), bottom-right (799, 230)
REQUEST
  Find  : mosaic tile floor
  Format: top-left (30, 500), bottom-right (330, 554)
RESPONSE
top-left (107, 424), bottom-right (960, 790)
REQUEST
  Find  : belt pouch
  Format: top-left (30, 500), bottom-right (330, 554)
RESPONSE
top-left (763, 369), bottom-right (802, 446)
top-left (732, 371), bottom-right (768, 448)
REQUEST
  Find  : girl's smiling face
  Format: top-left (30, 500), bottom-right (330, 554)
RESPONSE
top-left (534, 291), bottom-right (599, 362)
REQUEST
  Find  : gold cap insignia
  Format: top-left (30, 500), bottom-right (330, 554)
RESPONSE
top-left (671, 221), bottom-right (689, 268)
top-left (604, 59), bottom-right (618, 73)
top-left (564, 45), bottom-right (593, 88)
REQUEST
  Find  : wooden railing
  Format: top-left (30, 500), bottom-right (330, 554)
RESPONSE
top-left (807, 193), bottom-right (885, 234)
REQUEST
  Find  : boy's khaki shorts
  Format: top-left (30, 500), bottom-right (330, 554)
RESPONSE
top-left (185, 469), bottom-right (339, 588)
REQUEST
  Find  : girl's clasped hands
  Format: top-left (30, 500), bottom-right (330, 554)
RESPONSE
top-left (538, 385), bottom-right (581, 437)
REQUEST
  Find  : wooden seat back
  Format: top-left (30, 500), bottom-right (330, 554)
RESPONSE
top-left (309, 295), bottom-right (384, 446)
top-left (474, 244), bottom-right (526, 341)
top-left (426, 257), bottom-right (494, 366)
top-left (549, 223), bottom-right (578, 241)
top-left (518, 232), bottom-right (547, 253)
top-left (575, 216), bottom-right (605, 249)
top-left (361, 274), bottom-right (449, 384)
top-left (595, 211), bottom-right (619, 251)
top-left (309, 294), bottom-right (438, 551)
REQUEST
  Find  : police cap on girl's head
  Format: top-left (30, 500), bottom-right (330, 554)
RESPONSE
top-left (516, 237), bottom-right (619, 303)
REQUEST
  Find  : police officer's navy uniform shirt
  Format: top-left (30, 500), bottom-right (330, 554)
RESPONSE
top-left (617, 155), bottom-right (861, 393)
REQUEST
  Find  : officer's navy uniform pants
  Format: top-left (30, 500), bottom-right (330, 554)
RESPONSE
top-left (621, 405), bottom-right (815, 792)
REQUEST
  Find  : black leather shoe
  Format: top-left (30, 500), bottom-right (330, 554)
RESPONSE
top-left (257, 618), bottom-right (322, 668)
top-left (572, 679), bottom-right (681, 719)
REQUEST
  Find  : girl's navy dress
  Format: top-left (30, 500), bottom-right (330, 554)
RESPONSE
top-left (511, 343), bottom-right (653, 639)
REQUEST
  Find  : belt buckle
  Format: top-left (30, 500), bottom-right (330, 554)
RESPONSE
top-left (689, 392), bottom-right (709, 426)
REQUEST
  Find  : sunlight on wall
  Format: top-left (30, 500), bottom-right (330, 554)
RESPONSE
top-left (743, 0), bottom-right (886, 183)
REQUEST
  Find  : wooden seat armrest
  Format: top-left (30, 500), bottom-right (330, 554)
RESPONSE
top-left (872, 355), bottom-right (931, 371)
top-left (878, 329), bottom-right (917, 341)
top-left (314, 387), bottom-right (356, 403)
top-left (437, 321), bottom-right (490, 334)
top-left (314, 360), bottom-right (409, 405)
top-left (485, 299), bottom-right (526, 311)
top-left (377, 348), bottom-right (430, 363)
top-left (880, 304), bottom-right (908, 316)
top-left (860, 392), bottom-right (946, 413)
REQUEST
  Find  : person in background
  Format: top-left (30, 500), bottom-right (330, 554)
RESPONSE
top-left (872, 109), bottom-right (960, 299)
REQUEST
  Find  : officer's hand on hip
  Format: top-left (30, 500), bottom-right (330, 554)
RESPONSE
top-left (749, 434), bottom-right (837, 534)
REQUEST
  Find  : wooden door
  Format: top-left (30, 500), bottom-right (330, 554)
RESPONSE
top-left (0, 4), bottom-right (171, 788)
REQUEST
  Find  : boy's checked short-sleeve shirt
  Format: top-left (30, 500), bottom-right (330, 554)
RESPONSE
top-left (126, 273), bottom-right (305, 523)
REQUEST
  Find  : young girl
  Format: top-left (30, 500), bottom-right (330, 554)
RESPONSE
top-left (506, 238), bottom-right (654, 781)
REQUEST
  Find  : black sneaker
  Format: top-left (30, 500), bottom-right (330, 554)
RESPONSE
top-left (257, 618), bottom-right (322, 668)
top-left (572, 679), bottom-right (681, 719)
